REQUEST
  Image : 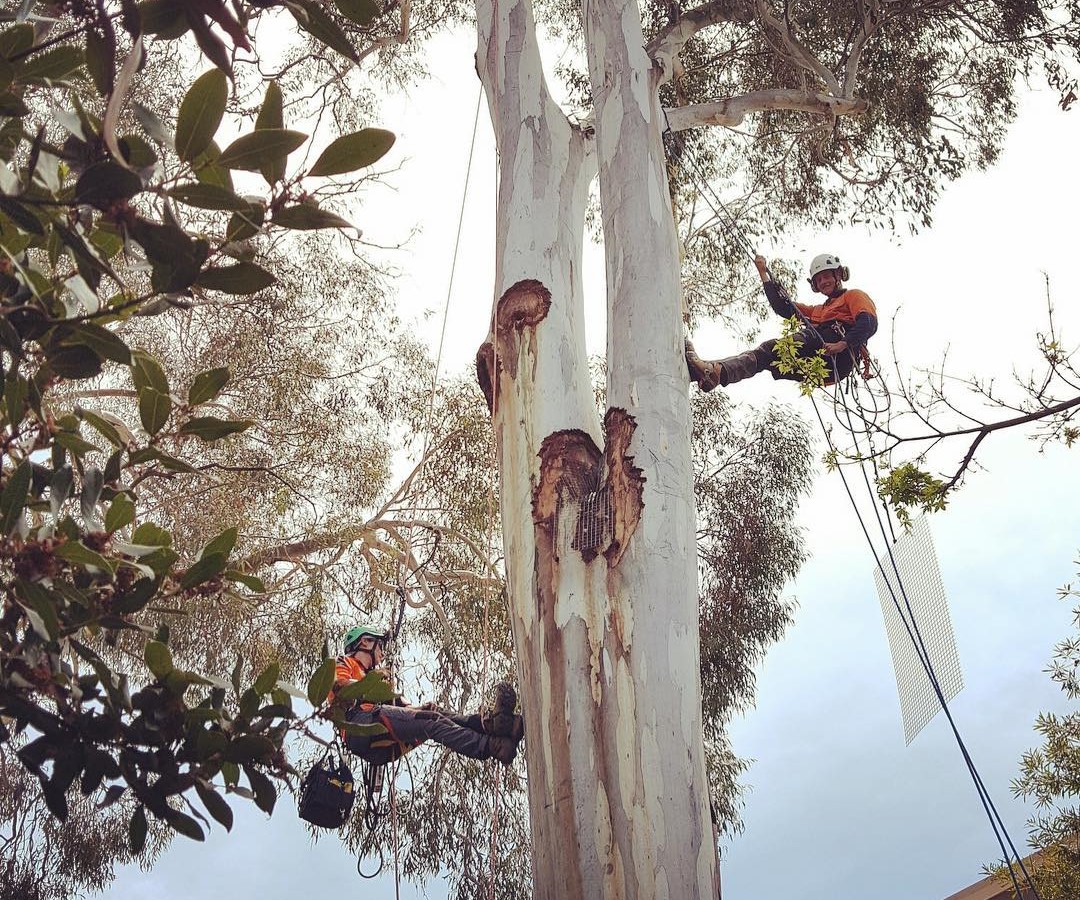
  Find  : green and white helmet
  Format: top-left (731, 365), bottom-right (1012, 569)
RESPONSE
top-left (342, 623), bottom-right (388, 654)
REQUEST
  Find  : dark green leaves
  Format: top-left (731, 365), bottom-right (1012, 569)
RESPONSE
top-left (129, 805), bottom-right (148, 853)
top-left (138, 0), bottom-right (190, 39)
top-left (0, 458), bottom-right (30, 536)
top-left (254, 662), bottom-right (280, 696)
top-left (335, 670), bottom-right (397, 704)
top-left (163, 807), bottom-right (205, 841)
top-left (308, 128), bottom-right (395, 177)
top-left (126, 218), bottom-right (209, 293)
top-left (74, 161), bottom-right (143, 210)
top-left (335, 0), bottom-right (382, 26)
top-left (255, 81), bottom-right (286, 184)
top-left (144, 640), bottom-right (174, 679)
top-left (188, 367), bottom-right (230, 405)
top-left (16, 46), bottom-right (84, 83)
top-left (195, 780), bottom-right (234, 831)
top-left (307, 658), bottom-right (336, 706)
top-left (131, 349), bottom-right (172, 435)
top-left (195, 262), bottom-right (276, 295)
top-left (167, 182), bottom-right (249, 211)
top-left (176, 69), bottom-right (227, 163)
top-left (272, 205), bottom-right (352, 231)
top-left (178, 416), bottom-right (254, 441)
top-left (64, 323), bottom-right (132, 366)
top-left (287, 1), bottom-right (360, 63)
top-left (218, 130), bottom-right (307, 172)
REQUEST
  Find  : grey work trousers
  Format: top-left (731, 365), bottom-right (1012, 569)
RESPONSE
top-left (345, 705), bottom-right (491, 763)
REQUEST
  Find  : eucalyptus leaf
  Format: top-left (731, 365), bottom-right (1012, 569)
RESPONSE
top-left (144, 640), bottom-right (174, 678)
top-left (188, 367), bottom-right (229, 405)
top-left (195, 263), bottom-right (276, 295)
top-left (335, 0), bottom-right (382, 26)
top-left (272, 205), bottom-right (353, 231)
top-left (178, 416), bottom-right (254, 442)
top-left (306, 657), bottom-right (336, 706)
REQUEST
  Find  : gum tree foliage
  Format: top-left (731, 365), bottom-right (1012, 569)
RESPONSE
top-left (988, 568), bottom-right (1080, 900)
top-left (0, 1), bottom-right (410, 895)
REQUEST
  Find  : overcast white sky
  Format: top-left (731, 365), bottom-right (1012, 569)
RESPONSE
top-left (99, 25), bottom-right (1080, 900)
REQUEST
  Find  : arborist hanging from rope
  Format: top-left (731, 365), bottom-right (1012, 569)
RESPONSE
top-left (685, 252), bottom-right (878, 390)
top-left (328, 623), bottom-right (525, 766)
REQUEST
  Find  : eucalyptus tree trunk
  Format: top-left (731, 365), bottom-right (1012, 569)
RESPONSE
top-left (475, 0), bottom-right (719, 896)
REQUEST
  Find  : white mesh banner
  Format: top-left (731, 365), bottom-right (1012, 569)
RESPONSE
top-left (873, 516), bottom-right (963, 744)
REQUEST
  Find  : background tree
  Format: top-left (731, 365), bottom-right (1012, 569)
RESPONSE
top-left (987, 565), bottom-right (1080, 900)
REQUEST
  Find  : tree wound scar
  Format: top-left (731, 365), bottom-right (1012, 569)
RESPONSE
top-left (532, 414), bottom-right (644, 570)
top-left (495, 279), bottom-right (552, 380)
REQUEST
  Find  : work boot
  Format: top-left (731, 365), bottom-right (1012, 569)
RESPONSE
top-left (482, 682), bottom-right (525, 741)
top-left (714, 349), bottom-right (762, 386)
top-left (685, 339), bottom-right (723, 392)
top-left (486, 734), bottom-right (520, 766)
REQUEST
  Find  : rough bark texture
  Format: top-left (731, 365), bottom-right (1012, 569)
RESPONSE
top-left (476, 0), bottom-right (719, 895)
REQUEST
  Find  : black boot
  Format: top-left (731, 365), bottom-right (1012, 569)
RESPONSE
top-left (482, 682), bottom-right (524, 740)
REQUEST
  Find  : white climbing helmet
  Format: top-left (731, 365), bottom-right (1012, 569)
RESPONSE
top-left (808, 253), bottom-right (849, 288)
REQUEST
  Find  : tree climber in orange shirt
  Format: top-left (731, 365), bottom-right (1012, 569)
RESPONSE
top-left (685, 253), bottom-right (878, 390)
top-left (329, 624), bottom-right (524, 766)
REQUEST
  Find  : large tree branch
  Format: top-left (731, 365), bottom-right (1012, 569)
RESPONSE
top-left (664, 90), bottom-right (868, 131)
top-left (754, 0), bottom-right (840, 96)
top-left (647, 0), bottom-right (754, 86)
top-left (844, 0), bottom-right (882, 97)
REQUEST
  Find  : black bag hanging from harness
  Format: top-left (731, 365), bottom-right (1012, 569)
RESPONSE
top-left (298, 750), bottom-right (355, 829)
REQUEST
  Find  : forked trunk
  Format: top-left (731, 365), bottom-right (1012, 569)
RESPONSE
top-left (475, 0), bottom-right (719, 895)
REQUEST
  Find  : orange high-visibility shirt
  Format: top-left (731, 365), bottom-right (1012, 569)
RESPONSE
top-left (795, 289), bottom-right (876, 328)
top-left (329, 655), bottom-right (366, 705)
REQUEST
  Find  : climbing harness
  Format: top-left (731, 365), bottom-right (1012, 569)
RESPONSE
top-left (662, 125), bottom-right (1042, 900)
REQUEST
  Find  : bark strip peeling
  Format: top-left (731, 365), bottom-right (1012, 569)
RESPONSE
top-left (476, 279), bottom-right (553, 412)
top-left (601, 407), bottom-right (644, 566)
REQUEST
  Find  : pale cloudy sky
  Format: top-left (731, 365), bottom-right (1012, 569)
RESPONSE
top-left (99, 25), bottom-right (1080, 900)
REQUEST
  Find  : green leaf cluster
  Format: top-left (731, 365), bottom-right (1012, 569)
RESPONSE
top-left (0, 3), bottom-right (397, 346)
top-left (987, 575), bottom-right (1080, 900)
top-left (876, 462), bottom-right (949, 529)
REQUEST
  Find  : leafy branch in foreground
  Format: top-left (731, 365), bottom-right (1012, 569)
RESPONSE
top-left (0, 0), bottom-right (402, 856)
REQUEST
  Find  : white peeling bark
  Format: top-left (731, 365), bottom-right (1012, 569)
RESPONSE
top-left (476, 0), bottom-right (719, 896)
top-left (475, 2), bottom-right (612, 897)
top-left (583, 0), bottom-right (719, 896)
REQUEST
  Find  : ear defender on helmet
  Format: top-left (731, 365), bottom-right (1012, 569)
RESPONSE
top-left (807, 253), bottom-right (849, 290)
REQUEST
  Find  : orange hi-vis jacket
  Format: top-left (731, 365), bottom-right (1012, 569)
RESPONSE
top-left (329, 655), bottom-right (367, 705)
top-left (765, 282), bottom-right (878, 349)
top-left (330, 656), bottom-right (413, 753)
top-left (794, 289), bottom-right (876, 331)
